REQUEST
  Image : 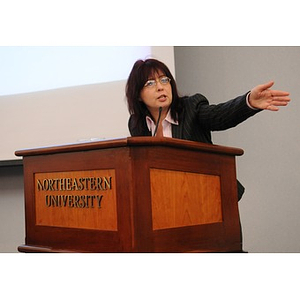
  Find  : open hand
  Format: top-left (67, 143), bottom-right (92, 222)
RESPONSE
top-left (249, 81), bottom-right (291, 111)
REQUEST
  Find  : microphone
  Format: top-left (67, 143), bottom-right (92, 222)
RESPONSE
top-left (153, 107), bottom-right (162, 137)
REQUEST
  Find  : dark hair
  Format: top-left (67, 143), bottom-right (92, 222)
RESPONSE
top-left (126, 59), bottom-right (183, 132)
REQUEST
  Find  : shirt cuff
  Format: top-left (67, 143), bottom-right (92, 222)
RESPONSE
top-left (246, 92), bottom-right (259, 110)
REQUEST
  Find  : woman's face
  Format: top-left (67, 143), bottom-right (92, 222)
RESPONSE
top-left (139, 71), bottom-right (173, 116)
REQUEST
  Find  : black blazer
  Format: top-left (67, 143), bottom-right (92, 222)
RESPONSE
top-left (129, 93), bottom-right (260, 143)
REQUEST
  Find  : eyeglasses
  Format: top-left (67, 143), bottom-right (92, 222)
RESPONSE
top-left (143, 76), bottom-right (171, 88)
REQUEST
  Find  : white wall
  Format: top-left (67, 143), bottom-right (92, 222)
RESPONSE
top-left (174, 46), bottom-right (300, 252)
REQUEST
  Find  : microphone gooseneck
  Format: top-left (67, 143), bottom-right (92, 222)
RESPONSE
top-left (153, 107), bottom-right (162, 137)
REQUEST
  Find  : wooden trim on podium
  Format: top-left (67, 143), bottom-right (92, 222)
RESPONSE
top-left (15, 137), bottom-right (244, 157)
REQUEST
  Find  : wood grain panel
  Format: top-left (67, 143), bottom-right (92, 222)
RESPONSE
top-left (35, 169), bottom-right (117, 231)
top-left (150, 169), bottom-right (222, 230)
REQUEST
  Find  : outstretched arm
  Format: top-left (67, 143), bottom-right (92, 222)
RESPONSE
top-left (248, 81), bottom-right (291, 111)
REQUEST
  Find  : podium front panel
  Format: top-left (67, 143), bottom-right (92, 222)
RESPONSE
top-left (20, 147), bottom-right (134, 252)
top-left (130, 143), bottom-right (241, 252)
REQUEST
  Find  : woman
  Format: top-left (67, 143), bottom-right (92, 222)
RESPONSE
top-left (125, 58), bottom-right (290, 199)
top-left (126, 58), bottom-right (290, 141)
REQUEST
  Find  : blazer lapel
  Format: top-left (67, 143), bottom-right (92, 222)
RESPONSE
top-left (172, 123), bottom-right (182, 139)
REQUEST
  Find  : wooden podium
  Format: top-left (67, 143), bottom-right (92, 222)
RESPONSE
top-left (16, 137), bottom-right (244, 253)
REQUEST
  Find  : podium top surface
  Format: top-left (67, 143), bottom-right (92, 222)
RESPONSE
top-left (15, 137), bottom-right (244, 158)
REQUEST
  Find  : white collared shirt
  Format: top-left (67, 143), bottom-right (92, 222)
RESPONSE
top-left (146, 110), bottom-right (179, 137)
